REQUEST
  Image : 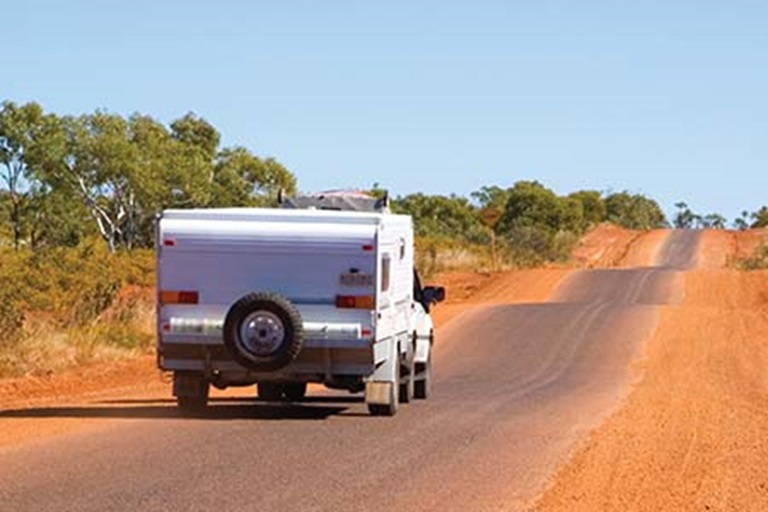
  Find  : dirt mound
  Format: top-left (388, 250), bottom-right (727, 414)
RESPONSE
top-left (430, 269), bottom-right (570, 328)
top-left (572, 224), bottom-right (670, 268)
top-left (688, 229), bottom-right (768, 269)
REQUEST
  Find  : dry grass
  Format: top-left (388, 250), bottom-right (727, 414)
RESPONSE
top-left (414, 233), bottom-right (575, 280)
top-left (416, 242), bottom-right (491, 278)
top-left (0, 294), bottom-right (155, 378)
top-left (0, 242), bottom-right (155, 378)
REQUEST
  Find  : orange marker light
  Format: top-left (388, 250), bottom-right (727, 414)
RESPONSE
top-left (335, 295), bottom-right (375, 310)
top-left (160, 290), bottom-right (199, 305)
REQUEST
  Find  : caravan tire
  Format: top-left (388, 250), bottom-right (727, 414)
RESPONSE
top-left (283, 382), bottom-right (308, 401)
top-left (174, 372), bottom-right (210, 413)
top-left (223, 292), bottom-right (304, 372)
top-left (257, 382), bottom-right (285, 402)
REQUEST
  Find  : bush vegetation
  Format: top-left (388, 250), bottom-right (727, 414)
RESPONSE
top-left (3, 101), bottom-right (768, 376)
top-left (393, 181), bottom-right (669, 274)
top-left (0, 241), bottom-right (154, 377)
top-left (0, 101), bottom-right (291, 376)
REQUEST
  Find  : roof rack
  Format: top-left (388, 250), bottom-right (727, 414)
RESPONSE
top-left (279, 189), bottom-right (390, 213)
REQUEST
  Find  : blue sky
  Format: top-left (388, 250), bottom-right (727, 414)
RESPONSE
top-left (5, 1), bottom-right (768, 222)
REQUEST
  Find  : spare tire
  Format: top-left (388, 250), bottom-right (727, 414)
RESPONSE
top-left (223, 292), bottom-right (304, 372)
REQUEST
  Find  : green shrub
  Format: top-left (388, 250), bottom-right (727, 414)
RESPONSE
top-left (503, 226), bottom-right (551, 267)
top-left (113, 249), bottom-right (155, 287)
top-left (551, 230), bottom-right (581, 263)
top-left (501, 226), bottom-right (579, 267)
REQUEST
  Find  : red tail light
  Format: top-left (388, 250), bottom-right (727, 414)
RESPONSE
top-left (160, 290), bottom-right (199, 305)
top-left (335, 295), bottom-right (375, 309)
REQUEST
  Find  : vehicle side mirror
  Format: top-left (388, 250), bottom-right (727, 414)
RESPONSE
top-left (423, 286), bottom-right (446, 304)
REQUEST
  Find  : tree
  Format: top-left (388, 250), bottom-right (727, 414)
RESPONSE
top-left (568, 190), bottom-right (607, 230)
top-left (752, 207), bottom-right (768, 229)
top-left (471, 185), bottom-right (509, 270)
top-left (393, 193), bottom-right (485, 243)
top-left (605, 192), bottom-right (667, 230)
top-left (673, 202), bottom-right (726, 230)
top-left (135, 114), bottom-right (213, 209)
top-left (36, 112), bottom-right (213, 250)
top-left (211, 148), bottom-right (296, 207)
top-left (0, 103), bottom-right (300, 251)
top-left (498, 181), bottom-right (560, 233)
top-left (0, 101), bottom-right (45, 248)
top-left (734, 211), bottom-right (751, 231)
top-left (559, 196), bottom-right (586, 234)
top-left (170, 113), bottom-right (220, 161)
top-left (26, 187), bottom-right (91, 248)
top-left (494, 181), bottom-right (585, 265)
top-left (258, 158), bottom-right (298, 205)
top-left (673, 202), bottom-right (697, 229)
top-left (55, 112), bottom-right (141, 251)
top-left (128, 113), bottom-right (213, 245)
top-left (0, 102), bottom-right (87, 249)
top-left (701, 213), bottom-right (727, 230)
top-left (497, 181), bottom-right (584, 235)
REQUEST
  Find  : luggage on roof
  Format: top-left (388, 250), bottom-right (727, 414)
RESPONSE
top-left (280, 189), bottom-right (390, 213)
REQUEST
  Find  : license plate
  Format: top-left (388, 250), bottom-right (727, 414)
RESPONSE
top-left (340, 273), bottom-right (374, 287)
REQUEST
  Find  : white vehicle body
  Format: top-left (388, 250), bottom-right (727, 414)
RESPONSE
top-left (156, 206), bottom-right (441, 415)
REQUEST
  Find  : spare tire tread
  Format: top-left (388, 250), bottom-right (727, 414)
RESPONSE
top-left (223, 292), bottom-right (304, 372)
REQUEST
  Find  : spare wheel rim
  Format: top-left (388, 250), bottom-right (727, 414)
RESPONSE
top-left (239, 310), bottom-right (286, 356)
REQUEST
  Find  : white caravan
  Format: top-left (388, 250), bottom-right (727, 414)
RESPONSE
top-left (155, 194), bottom-right (444, 416)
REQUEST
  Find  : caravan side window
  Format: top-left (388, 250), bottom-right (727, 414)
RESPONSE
top-left (381, 254), bottom-right (391, 292)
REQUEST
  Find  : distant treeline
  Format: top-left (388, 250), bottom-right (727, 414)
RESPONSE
top-left (384, 183), bottom-right (668, 267)
top-left (2, 101), bottom-right (767, 258)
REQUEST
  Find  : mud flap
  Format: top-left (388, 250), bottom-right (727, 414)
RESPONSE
top-left (365, 338), bottom-right (399, 409)
top-left (173, 372), bottom-right (207, 397)
top-left (414, 331), bottom-right (432, 364)
top-left (365, 381), bottom-right (395, 405)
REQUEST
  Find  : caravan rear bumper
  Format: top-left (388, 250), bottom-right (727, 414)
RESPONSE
top-left (158, 340), bottom-right (375, 381)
